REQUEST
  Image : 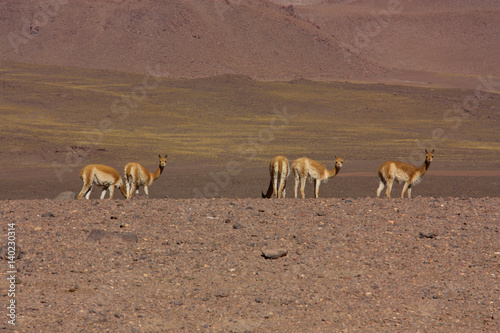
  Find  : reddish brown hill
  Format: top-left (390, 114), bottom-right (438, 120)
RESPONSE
top-left (0, 0), bottom-right (384, 80)
top-left (2, 0), bottom-right (498, 83)
top-left (293, 0), bottom-right (500, 77)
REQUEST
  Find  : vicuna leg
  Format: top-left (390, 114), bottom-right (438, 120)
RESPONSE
top-left (401, 182), bottom-right (411, 199)
top-left (128, 180), bottom-right (137, 199)
top-left (278, 179), bottom-right (286, 199)
top-left (385, 179), bottom-right (394, 198)
top-left (294, 175), bottom-right (299, 198)
top-left (100, 187), bottom-right (109, 199)
top-left (125, 178), bottom-right (131, 198)
top-left (376, 180), bottom-right (385, 197)
top-left (314, 179), bottom-right (320, 198)
top-left (300, 176), bottom-right (306, 199)
top-left (273, 168), bottom-right (279, 198)
top-left (78, 181), bottom-right (92, 200)
top-left (85, 185), bottom-right (93, 199)
top-left (108, 186), bottom-right (115, 199)
top-left (144, 186), bottom-right (149, 196)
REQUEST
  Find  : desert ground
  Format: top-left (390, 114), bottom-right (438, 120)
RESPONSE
top-left (0, 0), bottom-right (499, 332)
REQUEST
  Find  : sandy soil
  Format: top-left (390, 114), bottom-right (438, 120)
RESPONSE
top-left (1, 197), bottom-right (498, 331)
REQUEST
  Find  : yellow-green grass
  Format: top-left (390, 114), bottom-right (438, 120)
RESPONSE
top-left (1, 60), bottom-right (498, 172)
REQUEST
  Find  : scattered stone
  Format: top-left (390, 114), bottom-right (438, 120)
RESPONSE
top-left (0, 244), bottom-right (22, 260)
top-left (54, 191), bottom-right (76, 200)
top-left (419, 231), bottom-right (438, 239)
top-left (233, 222), bottom-right (244, 229)
top-left (215, 291), bottom-right (230, 298)
top-left (261, 248), bottom-right (288, 259)
top-left (41, 212), bottom-right (55, 217)
top-left (86, 229), bottom-right (138, 244)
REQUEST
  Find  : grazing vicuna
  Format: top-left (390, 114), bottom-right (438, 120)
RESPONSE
top-left (262, 155), bottom-right (290, 199)
top-left (377, 149), bottom-right (434, 199)
top-left (78, 164), bottom-right (127, 199)
top-left (124, 154), bottom-right (167, 199)
top-left (293, 156), bottom-right (344, 198)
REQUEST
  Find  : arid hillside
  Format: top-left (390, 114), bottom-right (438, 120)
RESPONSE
top-left (1, 0), bottom-right (499, 83)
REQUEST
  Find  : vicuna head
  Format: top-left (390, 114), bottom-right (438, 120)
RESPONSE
top-left (334, 155), bottom-right (344, 169)
top-left (159, 154), bottom-right (168, 168)
top-left (424, 149), bottom-right (434, 163)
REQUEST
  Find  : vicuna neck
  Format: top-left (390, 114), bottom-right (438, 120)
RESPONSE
top-left (119, 184), bottom-right (127, 198)
top-left (327, 165), bottom-right (341, 178)
top-left (153, 165), bottom-right (165, 180)
top-left (418, 159), bottom-right (431, 176)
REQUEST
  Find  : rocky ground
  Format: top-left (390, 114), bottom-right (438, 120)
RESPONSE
top-left (1, 196), bottom-right (498, 332)
top-left (1, 1), bottom-right (499, 331)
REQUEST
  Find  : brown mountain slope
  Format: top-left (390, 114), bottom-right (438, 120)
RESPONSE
top-left (293, 0), bottom-right (500, 78)
top-left (0, 0), bottom-right (384, 80)
top-left (0, 0), bottom-right (498, 84)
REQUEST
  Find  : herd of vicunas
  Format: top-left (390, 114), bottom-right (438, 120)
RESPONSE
top-left (78, 149), bottom-right (434, 200)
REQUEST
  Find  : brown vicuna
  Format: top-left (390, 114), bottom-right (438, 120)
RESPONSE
top-left (377, 149), bottom-right (434, 199)
top-left (78, 164), bottom-right (127, 199)
top-left (262, 155), bottom-right (290, 199)
top-left (293, 156), bottom-right (344, 198)
top-left (124, 154), bottom-right (167, 199)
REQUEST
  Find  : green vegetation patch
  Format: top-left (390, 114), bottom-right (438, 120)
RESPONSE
top-left (1, 61), bottom-right (498, 171)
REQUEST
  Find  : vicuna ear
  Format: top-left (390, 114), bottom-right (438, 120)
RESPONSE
top-left (159, 154), bottom-right (161, 159)
top-left (431, 149), bottom-right (435, 153)
top-left (164, 154), bottom-right (168, 158)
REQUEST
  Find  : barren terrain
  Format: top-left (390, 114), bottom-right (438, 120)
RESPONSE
top-left (0, 0), bottom-right (499, 332)
top-left (1, 197), bottom-right (499, 332)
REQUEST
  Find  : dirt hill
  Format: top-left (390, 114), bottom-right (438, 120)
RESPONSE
top-left (1, 0), bottom-right (498, 82)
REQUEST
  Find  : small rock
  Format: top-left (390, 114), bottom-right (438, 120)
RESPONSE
top-left (0, 245), bottom-right (22, 260)
top-left (261, 248), bottom-right (288, 259)
top-left (233, 222), bottom-right (244, 229)
top-left (41, 212), bottom-right (55, 218)
top-left (419, 232), bottom-right (438, 239)
top-left (86, 229), bottom-right (138, 243)
top-left (54, 191), bottom-right (76, 200)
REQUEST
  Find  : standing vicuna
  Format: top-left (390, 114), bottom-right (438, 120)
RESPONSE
top-left (262, 155), bottom-right (290, 199)
top-left (124, 154), bottom-right (167, 199)
top-left (377, 149), bottom-right (434, 199)
top-left (293, 156), bottom-right (344, 198)
top-left (78, 164), bottom-right (127, 199)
